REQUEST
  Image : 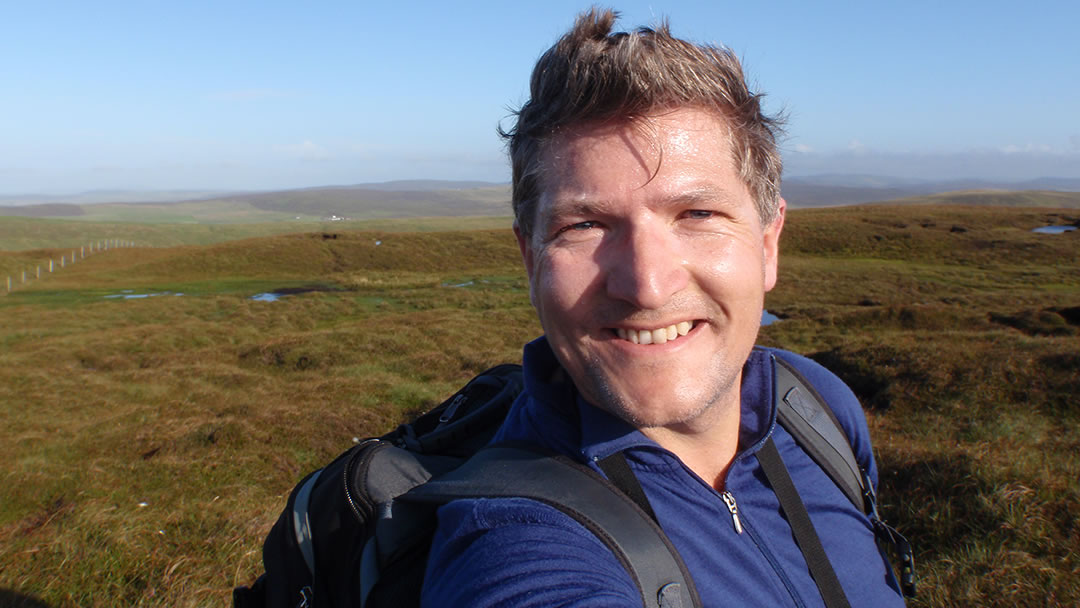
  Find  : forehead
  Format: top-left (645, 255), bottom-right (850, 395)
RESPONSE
top-left (537, 107), bottom-right (747, 209)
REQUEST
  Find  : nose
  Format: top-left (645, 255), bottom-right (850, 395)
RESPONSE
top-left (603, 221), bottom-right (689, 310)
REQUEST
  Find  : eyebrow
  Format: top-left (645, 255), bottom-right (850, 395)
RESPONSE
top-left (657, 185), bottom-right (741, 208)
top-left (547, 184), bottom-right (737, 215)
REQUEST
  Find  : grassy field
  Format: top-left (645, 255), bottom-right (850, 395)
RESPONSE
top-left (0, 215), bottom-right (514, 255)
top-left (0, 205), bottom-right (1077, 607)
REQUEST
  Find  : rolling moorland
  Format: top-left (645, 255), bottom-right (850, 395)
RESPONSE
top-left (0, 196), bottom-right (1078, 607)
top-left (3, 177), bottom-right (1079, 227)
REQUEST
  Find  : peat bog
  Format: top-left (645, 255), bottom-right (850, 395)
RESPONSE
top-left (0, 204), bottom-right (1076, 607)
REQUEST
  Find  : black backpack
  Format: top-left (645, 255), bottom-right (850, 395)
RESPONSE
top-left (234, 357), bottom-right (914, 608)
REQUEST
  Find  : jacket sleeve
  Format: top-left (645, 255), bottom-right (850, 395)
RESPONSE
top-left (422, 497), bottom-right (642, 608)
top-left (771, 349), bottom-right (880, 489)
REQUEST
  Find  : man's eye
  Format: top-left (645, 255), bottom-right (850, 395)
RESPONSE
top-left (685, 210), bottom-right (715, 220)
top-left (560, 221), bottom-right (598, 233)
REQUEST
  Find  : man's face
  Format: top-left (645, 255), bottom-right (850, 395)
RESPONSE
top-left (516, 107), bottom-right (784, 432)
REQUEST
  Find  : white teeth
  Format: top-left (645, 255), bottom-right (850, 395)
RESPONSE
top-left (614, 322), bottom-right (694, 345)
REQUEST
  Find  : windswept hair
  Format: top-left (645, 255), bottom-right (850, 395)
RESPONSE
top-left (503, 7), bottom-right (785, 235)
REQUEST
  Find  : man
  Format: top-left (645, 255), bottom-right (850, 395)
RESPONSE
top-left (422, 9), bottom-right (905, 607)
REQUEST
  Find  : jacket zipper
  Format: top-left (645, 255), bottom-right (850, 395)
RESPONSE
top-left (721, 491), bottom-right (744, 534)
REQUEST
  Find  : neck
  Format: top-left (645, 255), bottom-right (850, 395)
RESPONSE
top-left (638, 391), bottom-right (742, 491)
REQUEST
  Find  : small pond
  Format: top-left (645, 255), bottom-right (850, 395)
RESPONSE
top-left (250, 285), bottom-right (339, 302)
top-left (762, 310), bottom-right (781, 326)
top-left (104, 291), bottom-right (184, 299)
top-left (1031, 225), bottom-right (1077, 234)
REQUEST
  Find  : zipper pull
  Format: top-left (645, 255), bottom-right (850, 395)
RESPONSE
top-left (722, 491), bottom-right (744, 534)
top-left (438, 394), bottom-right (468, 425)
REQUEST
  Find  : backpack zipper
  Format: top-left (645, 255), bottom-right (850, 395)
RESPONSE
top-left (721, 491), bottom-right (744, 534)
top-left (343, 438), bottom-right (382, 523)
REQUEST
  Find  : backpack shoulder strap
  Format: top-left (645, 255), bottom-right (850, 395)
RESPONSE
top-left (401, 445), bottom-right (701, 608)
top-left (291, 468), bottom-right (323, 576)
top-left (772, 354), bottom-right (868, 513)
top-left (771, 354), bottom-right (917, 598)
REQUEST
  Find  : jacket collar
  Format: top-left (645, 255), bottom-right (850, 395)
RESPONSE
top-left (515, 337), bottom-right (778, 464)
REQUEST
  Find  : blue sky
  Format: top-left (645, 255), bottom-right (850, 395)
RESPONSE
top-left (2, 0), bottom-right (1077, 194)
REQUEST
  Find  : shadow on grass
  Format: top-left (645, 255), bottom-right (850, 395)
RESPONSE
top-left (808, 346), bottom-right (921, 411)
top-left (878, 453), bottom-right (999, 561)
top-left (0, 590), bottom-right (51, 608)
top-left (990, 308), bottom-right (1079, 337)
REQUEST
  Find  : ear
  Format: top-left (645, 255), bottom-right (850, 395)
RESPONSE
top-left (763, 197), bottom-right (786, 292)
top-left (514, 224), bottom-right (535, 279)
top-left (514, 225), bottom-right (538, 306)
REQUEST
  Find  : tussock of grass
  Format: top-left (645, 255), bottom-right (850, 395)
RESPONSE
top-left (1, 205), bottom-right (1077, 606)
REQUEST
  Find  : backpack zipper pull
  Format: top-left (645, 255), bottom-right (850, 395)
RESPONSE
top-left (438, 393), bottom-right (468, 424)
top-left (722, 491), bottom-right (744, 534)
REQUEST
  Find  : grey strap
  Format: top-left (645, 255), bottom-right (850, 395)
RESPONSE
top-left (292, 469), bottom-right (322, 576)
top-left (773, 356), bottom-right (866, 511)
top-left (403, 446), bottom-right (700, 608)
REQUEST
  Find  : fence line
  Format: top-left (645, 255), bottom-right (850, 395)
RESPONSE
top-left (4, 239), bottom-right (138, 295)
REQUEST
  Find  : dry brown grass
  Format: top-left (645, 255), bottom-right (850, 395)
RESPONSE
top-left (1, 207), bottom-right (1077, 606)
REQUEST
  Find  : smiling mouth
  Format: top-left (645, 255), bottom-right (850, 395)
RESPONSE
top-left (613, 321), bottom-right (696, 345)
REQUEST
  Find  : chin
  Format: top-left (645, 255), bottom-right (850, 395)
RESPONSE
top-left (580, 367), bottom-right (727, 429)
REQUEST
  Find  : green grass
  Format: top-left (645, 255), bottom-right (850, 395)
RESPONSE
top-left (0, 215), bottom-right (514, 252)
top-left (1, 205), bottom-right (1078, 606)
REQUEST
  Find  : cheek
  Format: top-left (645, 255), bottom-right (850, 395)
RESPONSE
top-left (684, 236), bottom-right (765, 294)
top-left (532, 250), bottom-right (603, 317)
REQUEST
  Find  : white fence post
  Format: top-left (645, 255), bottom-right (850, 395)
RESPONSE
top-left (21, 270), bottom-right (26, 283)
top-left (49, 260), bottom-right (54, 273)
top-left (36, 266), bottom-right (40, 278)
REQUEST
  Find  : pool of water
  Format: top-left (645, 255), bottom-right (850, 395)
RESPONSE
top-left (1032, 225), bottom-right (1077, 234)
top-left (762, 310), bottom-right (781, 326)
top-left (250, 293), bottom-right (283, 302)
top-left (250, 285), bottom-right (339, 302)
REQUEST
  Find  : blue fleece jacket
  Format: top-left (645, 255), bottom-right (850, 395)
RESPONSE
top-left (422, 338), bottom-right (905, 607)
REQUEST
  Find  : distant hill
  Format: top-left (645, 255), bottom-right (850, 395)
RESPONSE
top-left (4, 176), bottom-right (1080, 223)
top-left (780, 183), bottom-right (915, 207)
top-left (0, 203), bottom-right (86, 218)
top-left (782, 175), bottom-right (1080, 208)
top-left (218, 183), bottom-right (511, 218)
top-left (329, 180), bottom-right (506, 191)
top-left (0, 181), bottom-right (504, 207)
top-left (863, 189), bottom-right (1080, 209)
top-left (0, 189), bottom-right (240, 206)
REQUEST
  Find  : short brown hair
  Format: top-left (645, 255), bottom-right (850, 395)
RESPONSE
top-left (503, 8), bottom-right (785, 235)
